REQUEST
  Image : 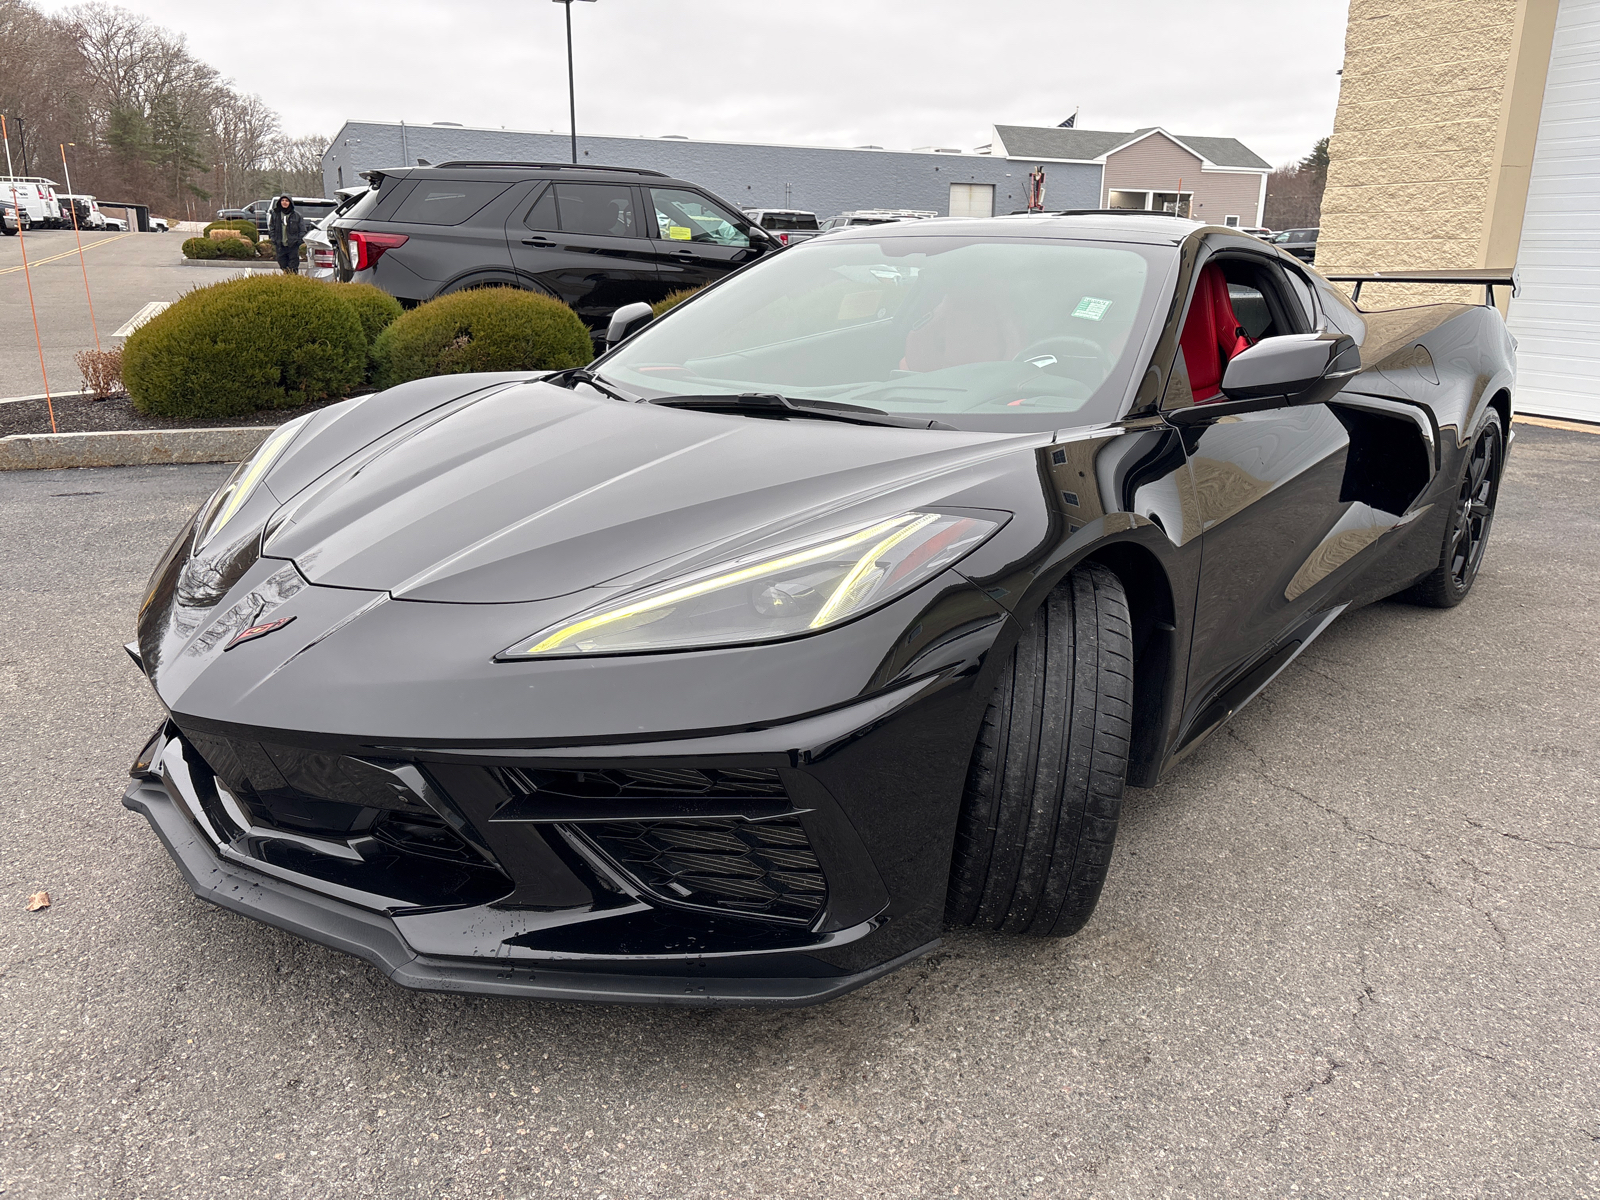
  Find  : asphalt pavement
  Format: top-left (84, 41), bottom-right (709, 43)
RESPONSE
top-left (0, 424), bottom-right (1596, 1199)
top-left (0, 228), bottom-right (258, 400)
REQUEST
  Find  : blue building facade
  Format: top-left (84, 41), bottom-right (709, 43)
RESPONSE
top-left (321, 121), bottom-right (1104, 219)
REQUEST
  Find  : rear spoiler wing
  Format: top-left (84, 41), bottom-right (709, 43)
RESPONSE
top-left (1322, 269), bottom-right (1516, 308)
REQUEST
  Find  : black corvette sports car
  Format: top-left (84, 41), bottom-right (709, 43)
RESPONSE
top-left (124, 214), bottom-right (1515, 1006)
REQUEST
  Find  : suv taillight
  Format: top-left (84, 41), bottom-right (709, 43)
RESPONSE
top-left (347, 230), bottom-right (408, 271)
top-left (779, 232), bottom-right (790, 245)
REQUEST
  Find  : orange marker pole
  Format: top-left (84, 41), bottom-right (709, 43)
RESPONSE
top-left (2, 116), bottom-right (54, 431)
top-left (60, 143), bottom-right (100, 352)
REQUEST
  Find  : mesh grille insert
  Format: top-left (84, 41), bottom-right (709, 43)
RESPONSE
top-left (579, 816), bottom-right (826, 924)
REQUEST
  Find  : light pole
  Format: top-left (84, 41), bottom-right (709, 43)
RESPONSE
top-left (551, 0), bottom-right (597, 165)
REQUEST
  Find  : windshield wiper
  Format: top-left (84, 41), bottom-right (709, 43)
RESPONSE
top-left (555, 368), bottom-right (638, 403)
top-left (645, 392), bottom-right (955, 430)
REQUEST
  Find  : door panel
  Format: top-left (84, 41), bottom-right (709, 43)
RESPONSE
top-left (644, 186), bottom-right (766, 295)
top-left (506, 182), bottom-right (662, 327)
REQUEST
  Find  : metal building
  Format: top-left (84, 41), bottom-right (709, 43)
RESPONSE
top-left (320, 120), bottom-right (1265, 224)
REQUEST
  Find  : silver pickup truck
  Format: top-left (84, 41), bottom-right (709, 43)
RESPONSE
top-left (743, 207), bottom-right (822, 246)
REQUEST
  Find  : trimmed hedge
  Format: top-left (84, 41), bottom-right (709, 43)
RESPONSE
top-left (215, 236), bottom-right (256, 260)
top-left (182, 237), bottom-right (220, 260)
top-left (372, 287), bottom-right (592, 389)
top-left (652, 287), bottom-right (703, 317)
top-left (333, 282), bottom-right (403, 353)
top-left (203, 219), bottom-right (258, 242)
top-left (123, 274), bottom-right (366, 419)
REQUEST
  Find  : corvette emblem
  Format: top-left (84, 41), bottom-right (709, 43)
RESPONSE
top-left (223, 615), bottom-right (296, 651)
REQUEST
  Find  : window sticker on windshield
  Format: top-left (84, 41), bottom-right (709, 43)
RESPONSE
top-left (668, 225), bottom-right (693, 240)
top-left (1073, 297), bottom-right (1113, 321)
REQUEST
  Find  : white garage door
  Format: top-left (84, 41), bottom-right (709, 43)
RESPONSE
top-left (1506, 0), bottom-right (1600, 421)
top-left (949, 183), bottom-right (994, 218)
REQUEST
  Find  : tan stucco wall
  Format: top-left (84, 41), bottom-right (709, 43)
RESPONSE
top-left (1320, 0), bottom-right (1559, 308)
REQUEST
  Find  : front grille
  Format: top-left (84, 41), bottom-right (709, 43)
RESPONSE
top-left (578, 816), bottom-right (827, 924)
top-left (499, 766), bottom-right (787, 802)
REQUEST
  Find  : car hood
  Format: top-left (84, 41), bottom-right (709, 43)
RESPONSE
top-left (263, 380), bottom-right (1042, 603)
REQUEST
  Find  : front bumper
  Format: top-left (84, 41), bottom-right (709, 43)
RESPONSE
top-left (124, 774), bottom-right (932, 1005)
top-left (121, 665), bottom-right (994, 1006)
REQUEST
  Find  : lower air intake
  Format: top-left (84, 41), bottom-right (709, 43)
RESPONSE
top-left (578, 816), bottom-right (827, 924)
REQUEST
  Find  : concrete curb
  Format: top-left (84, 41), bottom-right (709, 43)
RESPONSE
top-left (181, 258), bottom-right (277, 269)
top-left (0, 427), bottom-right (274, 470)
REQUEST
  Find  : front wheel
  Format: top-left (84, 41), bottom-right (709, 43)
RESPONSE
top-left (1400, 412), bottom-right (1504, 607)
top-left (946, 564), bottom-right (1133, 937)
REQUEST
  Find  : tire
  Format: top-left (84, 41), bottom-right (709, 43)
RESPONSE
top-left (1399, 412), bottom-right (1504, 608)
top-left (946, 563), bottom-right (1134, 937)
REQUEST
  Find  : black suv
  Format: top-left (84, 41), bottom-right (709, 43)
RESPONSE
top-left (331, 162), bottom-right (780, 328)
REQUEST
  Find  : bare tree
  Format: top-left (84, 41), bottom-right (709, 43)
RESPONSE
top-left (1264, 137), bottom-right (1330, 231)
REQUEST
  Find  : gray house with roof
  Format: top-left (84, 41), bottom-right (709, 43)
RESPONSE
top-left (322, 120), bottom-right (1268, 226)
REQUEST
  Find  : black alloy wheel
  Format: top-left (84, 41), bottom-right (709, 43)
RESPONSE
top-left (946, 564), bottom-right (1133, 937)
top-left (1402, 412), bottom-right (1504, 608)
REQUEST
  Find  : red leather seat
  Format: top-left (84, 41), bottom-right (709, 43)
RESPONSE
top-left (1180, 264), bottom-right (1254, 402)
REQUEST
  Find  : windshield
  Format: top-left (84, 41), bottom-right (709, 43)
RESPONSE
top-left (601, 235), bottom-right (1168, 430)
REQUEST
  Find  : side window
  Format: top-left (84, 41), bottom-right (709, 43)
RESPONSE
top-left (524, 184), bottom-right (557, 231)
top-left (391, 180), bottom-right (509, 226)
top-left (1281, 265), bottom-right (1318, 329)
top-left (1227, 280), bottom-right (1273, 341)
top-left (649, 188), bottom-right (750, 247)
top-left (1315, 279), bottom-right (1368, 341)
top-left (553, 183), bottom-right (638, 238)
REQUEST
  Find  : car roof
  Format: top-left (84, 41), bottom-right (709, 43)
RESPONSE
top-left (370, 162), bottom-right (690, 187)
top-left (822, 212), bottom-right (1208, 246)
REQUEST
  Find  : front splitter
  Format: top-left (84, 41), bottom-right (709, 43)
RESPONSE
top-left (123, 778), bottom-right (936, 1007)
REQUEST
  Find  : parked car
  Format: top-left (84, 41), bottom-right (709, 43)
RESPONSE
top-left (152, 216), bottom-right (169, 232)
top-left (304, 188), bottom-right (368, 281)
top-left (56, 194), bottom-right (107, 230)
top-left (743, 208), bottom-right (822, 245)
top-left (0, 199), bottom-right (24, 235)
top-left (819, 209), bottom-right (938, 232)
top-left (216, 199), bottom-right (271, 225)
top-left (1270, 227), bottom-right (1319, 262)
top-left (0, 177), bottom-right (61, 227)
top-left (330, 161), bottom-right (780, 329)
top-left (101, 214), bottom-right (129, 232)
top-left (1239, 226), bottom-right (1272, 239)
top-left (122, 213), bottom-right (1516, 1006)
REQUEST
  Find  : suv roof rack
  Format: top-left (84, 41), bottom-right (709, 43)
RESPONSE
top-left (1008, 208), bottom-right (1198, 219)
top-left (429, 160), bottom-right (671, 177)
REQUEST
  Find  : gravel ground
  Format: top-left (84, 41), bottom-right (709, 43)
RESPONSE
top-left (0, 422), bottom-right (1596, 1199)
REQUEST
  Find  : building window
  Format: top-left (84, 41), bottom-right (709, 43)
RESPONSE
top-left (1224, 215), bottom-right (1240, 227)
top-left (949, 183), bottom-right (995, 218)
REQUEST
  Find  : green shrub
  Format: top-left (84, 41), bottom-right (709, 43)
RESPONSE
top-left (372, 287), bottom-right (593, 389)
top-left (122, 273), bottom-right (365, 419)
top-left (215, 236), bottom-right (257, 260)
top-left (332, 283), bottom-right (403, 352)
top-left (203, 219), bottom-right (258, 242)
top-left (182, 237), bottom-right (220, 260)
top-left (652, 287), bottom-right (703, 317)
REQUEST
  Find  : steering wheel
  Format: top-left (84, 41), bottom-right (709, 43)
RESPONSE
top-left (1014, 336), bottom-right (1115, 379)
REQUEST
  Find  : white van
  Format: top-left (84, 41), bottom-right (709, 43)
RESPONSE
top-left (0, 177), bottom-right (63, 226)
top-left (56, 193), bottom-right (107, 230)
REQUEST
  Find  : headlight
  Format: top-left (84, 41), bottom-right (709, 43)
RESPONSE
top-left (192, 414), bottom-right (311, 552)
top-left (501, 510), bottom-right (1002, 659)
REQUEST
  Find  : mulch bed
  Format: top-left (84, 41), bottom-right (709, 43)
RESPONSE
top-left (0, 392), bottom-right (365, 438)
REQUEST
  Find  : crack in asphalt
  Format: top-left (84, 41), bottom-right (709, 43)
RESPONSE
top-left (1462, 816), bottom-right (1600, 855)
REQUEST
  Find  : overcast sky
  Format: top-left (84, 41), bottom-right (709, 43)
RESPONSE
top-left (45, 0), bottom-right (1351, 167)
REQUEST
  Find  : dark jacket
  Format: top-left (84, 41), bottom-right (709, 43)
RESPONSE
top-left (268, 199), bottom-right (306, 248)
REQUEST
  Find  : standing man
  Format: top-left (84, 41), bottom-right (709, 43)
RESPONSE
top-left (267, 195), bottom-right (305, 274)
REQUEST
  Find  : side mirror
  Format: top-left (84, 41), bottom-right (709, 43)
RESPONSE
top-left (604, 301), bottom-right (654, 349)
top-left (1220, 331), bottom-right (1359, 406)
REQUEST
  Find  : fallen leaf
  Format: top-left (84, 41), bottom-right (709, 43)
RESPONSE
top-left (27, 891), bottom-right (50, 912)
